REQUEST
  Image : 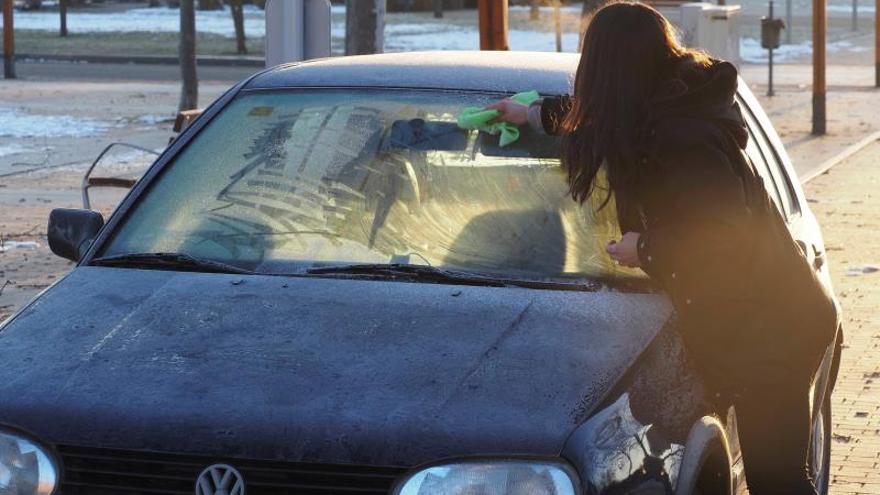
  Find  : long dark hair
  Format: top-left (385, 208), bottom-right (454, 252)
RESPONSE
top-left (561, 2), bottom-right (711, 217)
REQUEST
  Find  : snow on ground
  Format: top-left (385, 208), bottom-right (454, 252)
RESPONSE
top-left (0, 107), bottom-right (111, 138)
top-left (359, 23), bottom-right (582, 52)
top-left (131, 114), bottom-right (176, 125)
top-left (827, 3), bottom-right (876, 13)
top-left (740, 37), bottom-right (868, 63)
top-left (1, 3), bottom-right (873, 59)
top-left (0, 241), bottom-right (40, 252)
top-left (4, 5), bottom-right (268, 37)
top-left (508, 4), bottom-right (583, 13)
top-left (0, 143), bottom-right (33, 158)
top-left (2, 2), bottom-right (874, 56)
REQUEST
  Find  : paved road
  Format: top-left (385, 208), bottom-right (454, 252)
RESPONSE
top-left (805, 141), bottom-right (880, 495)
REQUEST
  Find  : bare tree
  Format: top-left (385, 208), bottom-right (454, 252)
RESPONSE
top-left (179, 0), bottom-right (198, 111)
top-left (229, 0), bottom-right (246, 54)
top-left (530, 0), bottom-right (540, 21)
top-left (345, 0), bottom-right (385, 55)
top-left (59, 0), bottom-right (68, 36)
top-left (433, 0), bottom-right (443, 18)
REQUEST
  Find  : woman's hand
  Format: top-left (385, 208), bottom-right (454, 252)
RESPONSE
top-left (606, 232), bottom-right (642, 268)
top-left (485, 98), bottom-right (529, 125)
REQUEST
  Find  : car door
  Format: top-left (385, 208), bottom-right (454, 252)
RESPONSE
top-left (736, 93), bottom-right (831, 288)
top-left (737, 88), bottom-right (839, 494)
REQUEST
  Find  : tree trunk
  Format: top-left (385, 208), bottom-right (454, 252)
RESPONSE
top-left (179, 0), bottom-right (198, 111)
top-left (3, 0), bottom-right (15, 79)
top-left (345, 0), bottom-right (385, 55)
top-left (433, 0), bottom-right (443, 18)
top-left (197, 0), bottom-right (221, 11)
top-left (59, 0), bottom-right (68, 37)
top-left (530, 0), bottom-right (539, 21)
top-left (230, 0), bottom-right (246, 54)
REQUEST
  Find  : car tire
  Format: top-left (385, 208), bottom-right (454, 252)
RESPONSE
top-left (810, 394), bottom-right (832, 495)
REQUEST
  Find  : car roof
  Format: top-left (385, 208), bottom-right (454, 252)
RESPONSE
top-left (245, 51), bottom-right (579, 95)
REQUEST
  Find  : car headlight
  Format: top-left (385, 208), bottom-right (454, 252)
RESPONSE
top-left (394, 459), bottom-right (580, 495)
top-left (0, 428), bottom-right (58, 495)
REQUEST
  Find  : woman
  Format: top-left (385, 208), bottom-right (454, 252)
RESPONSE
top-left (488, 3), bottom-right (840, 495)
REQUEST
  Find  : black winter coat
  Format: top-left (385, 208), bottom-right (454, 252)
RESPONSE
top-left (542, 61), bottom-right (840, 393)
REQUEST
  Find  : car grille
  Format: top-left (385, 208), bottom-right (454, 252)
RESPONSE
top-left (57, 444), bottom-right (408, 495)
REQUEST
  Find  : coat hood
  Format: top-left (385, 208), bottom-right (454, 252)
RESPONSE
top-left (0, 267), bottom-right (672, 466)
top-left (644, 60), bottom-right (749, 150)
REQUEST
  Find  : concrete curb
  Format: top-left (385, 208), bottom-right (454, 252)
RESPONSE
top-left (801, 129), bottom-right (880, 184)
top-left (17, 53), bottom-right (265, 68)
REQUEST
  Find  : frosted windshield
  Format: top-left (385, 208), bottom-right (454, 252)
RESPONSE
top-left (101, 89), bottom-right (637, 282)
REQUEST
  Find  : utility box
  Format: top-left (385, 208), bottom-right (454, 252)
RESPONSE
top-left (265, 0), bottom-right (332, 67)
top-left (679, 3), bottom-right (742, 65)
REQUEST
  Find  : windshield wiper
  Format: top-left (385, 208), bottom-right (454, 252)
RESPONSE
top-left (306, 263), bottom-right (600, 291)
top-left (90, 252), bottom-right (253, 275)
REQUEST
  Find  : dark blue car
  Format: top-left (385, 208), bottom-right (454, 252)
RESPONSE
top-left (0, 52), bottom-right (839, 495)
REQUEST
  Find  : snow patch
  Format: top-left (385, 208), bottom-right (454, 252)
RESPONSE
top-left (508, 4), bottom-right (582, 13)
top-left (827, 4), bottom-right (876, 13)
top-left (847, 264), bottom-right (879, 276)
top-left (0, 143), bottom-right (32, 157)
top-left (5, 5), bottom-right (267, 37)
top-left (740, 38), bottom-right (866, 64)
top-left (134, 114), bottom-right (176, 125)
top-left (0, 241), bottom-right (40, 252)
top-left (0, 107), bottom-right (111, 138)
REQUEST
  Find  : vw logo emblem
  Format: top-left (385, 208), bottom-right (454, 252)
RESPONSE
top-left (195, 464), bottom-right (245, 495)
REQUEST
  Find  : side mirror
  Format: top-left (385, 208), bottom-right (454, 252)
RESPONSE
top-left (48, 209), bottom-right (105, 262)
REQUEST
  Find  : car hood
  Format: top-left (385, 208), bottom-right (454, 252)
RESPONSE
top-left (0, 267), bottom-right (671, 466)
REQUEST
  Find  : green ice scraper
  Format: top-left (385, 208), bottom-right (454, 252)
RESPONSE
top-left (456, 90), bottom-right (540, 147)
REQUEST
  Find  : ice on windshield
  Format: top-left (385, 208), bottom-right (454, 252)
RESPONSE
top-left (101, 90), bottom-right (639, 282)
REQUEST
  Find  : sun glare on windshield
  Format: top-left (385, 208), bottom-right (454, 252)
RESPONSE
top-left (100, 90), bottom-right (640, 283)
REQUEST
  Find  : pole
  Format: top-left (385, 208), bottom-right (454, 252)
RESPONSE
top-left (346, 0), bottom-right (385, 55)
top-left (179, 0), bottom-right (198, 111)
top-left (554, 0), bottom-right (562, 52)
top-left (785, 0), bottom-right (792, 43)
top-left (2, 0), bottom-right (14, 79)
top-left (812, 0), bottom-right (826, 135)
top-left (768, 1), bottom-right (775, 96)
top-left (478, 0), bottom-right (508, 50)
top-left (852, 0), bottom-right (857, 30)
top-left (60, 0), bottom-right (67, 37)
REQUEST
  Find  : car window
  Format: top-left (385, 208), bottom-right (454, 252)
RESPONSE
top-left (741, 110), bottom-right (791, 217)
top-left (740, 104), bottom-right (799, 217)
top-left (743, 128), bottom-right (785, 215)
top-left (100, 89), bottom-right (640, 284)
